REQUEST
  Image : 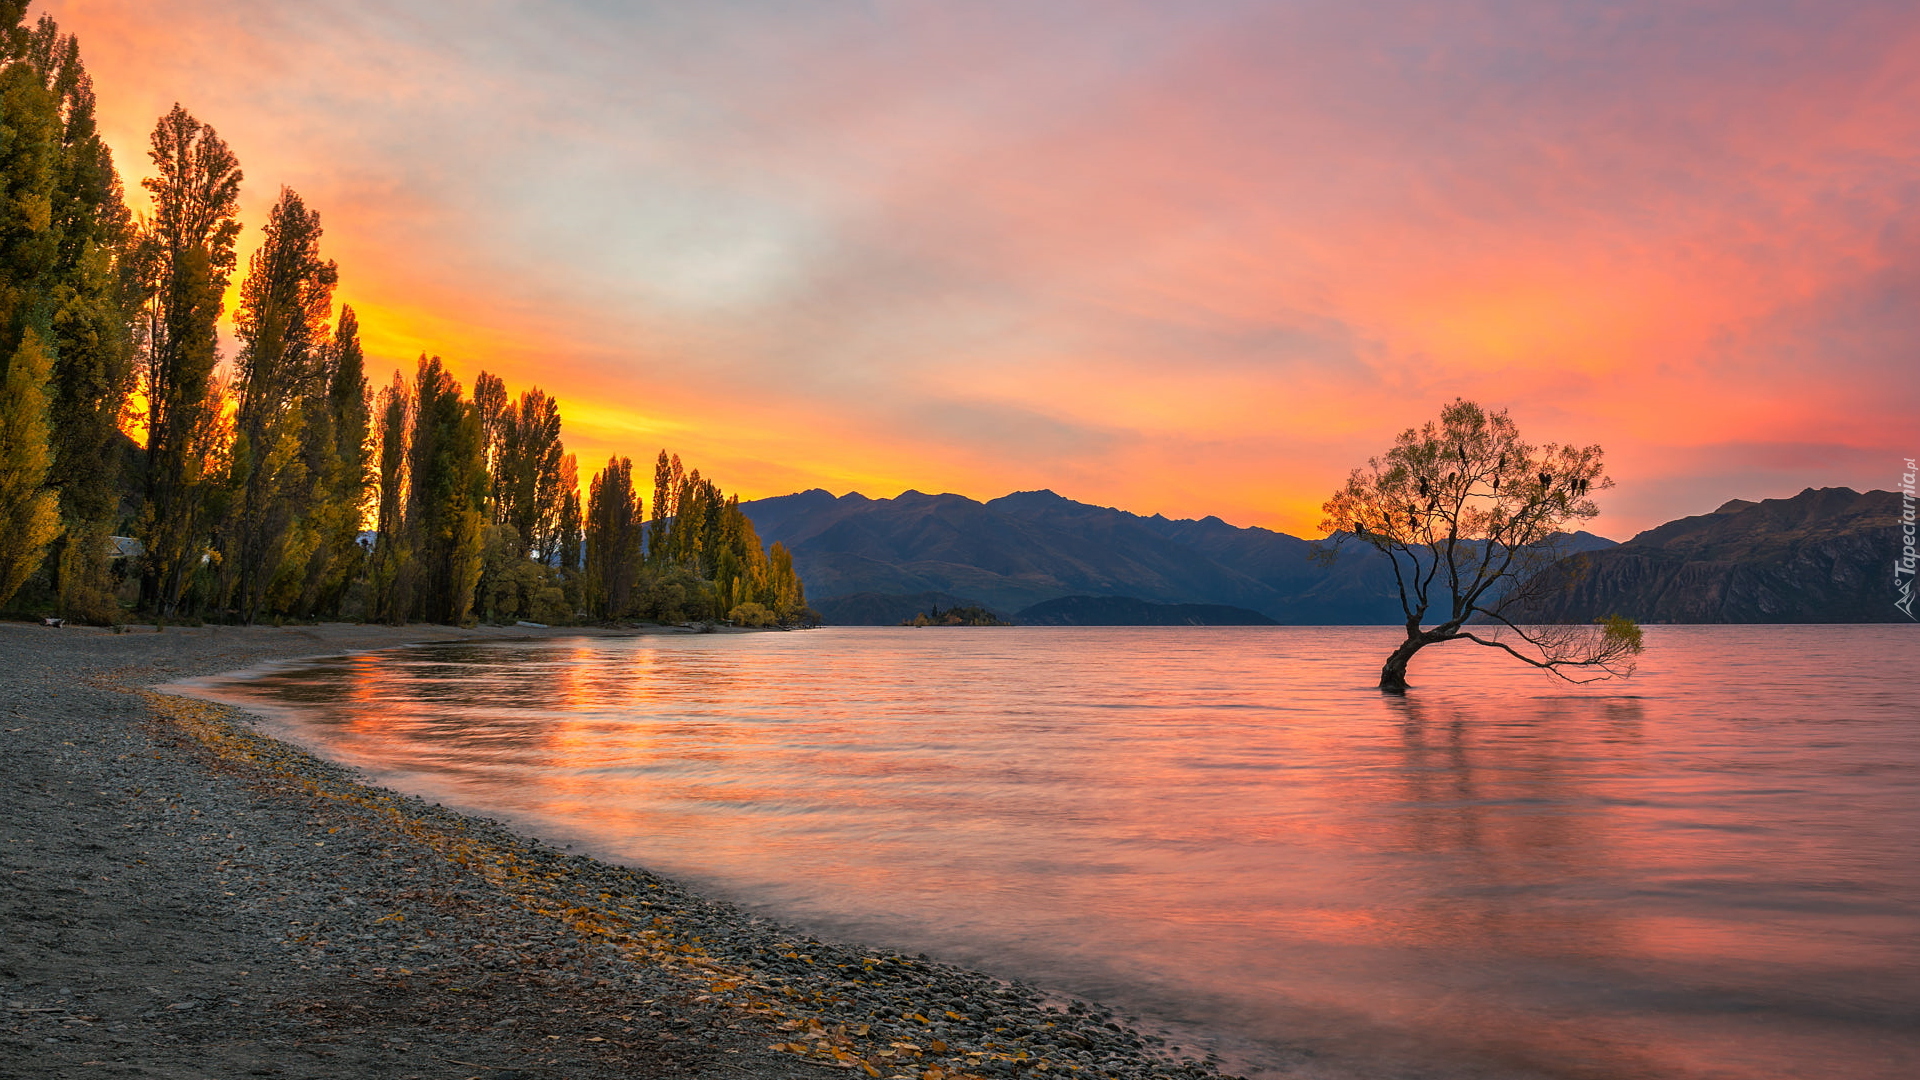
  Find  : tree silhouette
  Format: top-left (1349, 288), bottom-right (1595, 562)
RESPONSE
top-left (134, 105), bottom-right (242, 616)
top-left (1319, 399), bottom-right (1643, 692)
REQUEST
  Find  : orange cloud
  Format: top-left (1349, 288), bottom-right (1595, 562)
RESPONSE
top-left (43, 0), bottom-right (1920, 540)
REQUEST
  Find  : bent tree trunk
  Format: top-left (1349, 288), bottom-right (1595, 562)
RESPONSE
top-left (1380, 631), bottom-right (1444, 693)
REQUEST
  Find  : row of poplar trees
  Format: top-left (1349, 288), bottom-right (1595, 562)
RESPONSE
top-left (0, 6), bottom-right (810, 627)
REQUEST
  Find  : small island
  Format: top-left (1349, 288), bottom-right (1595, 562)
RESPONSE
top-left (901, 603), bottom-right (1009, 626)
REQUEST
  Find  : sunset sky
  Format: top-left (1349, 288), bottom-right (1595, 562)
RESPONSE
top-left (42, 0), bottom-right (1920, 539)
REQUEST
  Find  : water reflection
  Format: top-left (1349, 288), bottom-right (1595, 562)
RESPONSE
top-left (1387, 694), bottom-right (1636, 948)
top-left (181, 626), bottom-right (1920, 1080)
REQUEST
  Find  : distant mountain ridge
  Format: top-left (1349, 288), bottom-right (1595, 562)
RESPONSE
top-left (741, 488), bottom-right (1614, 624)
top-left (810, 591), bottom-right (983, 628)
top-left (1515, 487), bottom-right (1910, 623)
top-left (1015, 595), bottom-right (1278, 626)
top-left (746, 486), bottom-right (1903, 625)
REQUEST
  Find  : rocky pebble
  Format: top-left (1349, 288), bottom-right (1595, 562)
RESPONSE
top-left (1, 622), bottom-right (1242, 1080)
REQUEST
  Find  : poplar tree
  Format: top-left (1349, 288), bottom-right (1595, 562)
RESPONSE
top-left (403, 356), bottom-right (486, 624)
top-left (290, 304), bottom-right (371, 616)
top-left (495, 387), bottom-right (565, 562)
top-left (585, 455), bottom-right (641, 617)
top-left (228, 186), bottom-right (337, 622)
top-left (0, 10), bottom-right (811, 626)
top-left (0, 328), bottom-right (56, 607)
top-left (468, 370), bottom-right (510, 617)
top-left (662, 467), bottom-right (723, 572)
top-left (17, 15), bottom-right (134, 619)
top-left (765, 541), bottom-right (806, 621)
top-left (648, 449), bottom-right (680, 562)
top-left (0, 5), bottom-right (58, 364)
top-left (0, 6), bottom-right (61, 607)
top-left (472, 371), bottom-right (509, 467)
top-left (134, 105), bottom-right (242, 615)
top-left (367, 370), bottom-right (411, 624)
top-left (556, 450), bottom-right (582, 573)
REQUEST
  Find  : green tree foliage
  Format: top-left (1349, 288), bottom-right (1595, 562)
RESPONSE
top-left (367, 369), bottom-right (411, 624)
top-left (554, 450), bottom-right (583, 606)
top-left (556, 454), bottom-right (581, 554)
top-left (766, 541), bottom-right (807, 621)
top-left (0, 39), bottom-right (807, 625)
top-left (493, 385), bottom-right (566, 561)
top-left (728, 601), bottom-right (775, 627)
top-left (472, 370), bottom-right (507, 461)
top-left (901, 603), bottom-right (1004, 627)
top-left (469, 375), bottom-right (572, 622)
top-left (624, 453), bottom-right (812, 625)
top-left (285, 304), bottom-right (371, 617)
top-left (401, 356), bottom-right (488, 624)
top-left (576, 448), bottom-right (810, 626)
top-left (226, 186), bottom-right (337, 622)
top-left (0, 9), bottom-right (62, 609)
top-left (585, 455), bottom-right (641, 618)
top-left (648, 449), bottom-right (677, 562)
top-left (0, 327), bottom-right (57, 607)
top-left (0, 7), bottom-right (60, 361)
top-left (0, 9), bottom-right (135, 618)
top-left (133, 104), bottom-right (241, 616)
top-left (34, 19), bottom-right (134, 621)
top-left (1319, 399), bottom-right (1642, 692)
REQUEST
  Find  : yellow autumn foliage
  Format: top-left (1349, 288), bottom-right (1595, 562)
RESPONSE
top-left (0, 329), bottom-right (60, 608)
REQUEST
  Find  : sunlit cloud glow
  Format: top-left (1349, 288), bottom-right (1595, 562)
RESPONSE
top-left (46, 0), bottom-right (1920, 538)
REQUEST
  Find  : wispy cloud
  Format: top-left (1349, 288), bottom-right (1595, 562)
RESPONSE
top-left (47, 0), bottom-right (1920, 537)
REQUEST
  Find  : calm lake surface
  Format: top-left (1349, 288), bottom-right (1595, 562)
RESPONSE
top-left (183, 625), bottom-right (1920, 1080)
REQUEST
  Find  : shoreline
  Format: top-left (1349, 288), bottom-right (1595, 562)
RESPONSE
top-left (1, 622), bottom-right (1232, 1080)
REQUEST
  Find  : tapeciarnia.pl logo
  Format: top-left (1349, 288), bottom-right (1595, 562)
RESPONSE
top-left (1898, 458), bottom-right (1916, 620)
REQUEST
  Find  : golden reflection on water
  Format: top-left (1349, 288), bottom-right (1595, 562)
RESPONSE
top-left (187, 626), bottom-right (1920, 1080)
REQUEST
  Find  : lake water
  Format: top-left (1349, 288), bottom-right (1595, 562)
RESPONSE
top-left (181, 625), bottom-right (1920, 1080)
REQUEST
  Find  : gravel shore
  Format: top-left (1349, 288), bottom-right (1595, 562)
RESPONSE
top-left (1, 622), bottom-right (1237, 1080)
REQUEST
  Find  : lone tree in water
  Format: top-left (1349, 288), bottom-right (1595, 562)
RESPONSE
top-left (1320, 399), bottom-right (1644, 692)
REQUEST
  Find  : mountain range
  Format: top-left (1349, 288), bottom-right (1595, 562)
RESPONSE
top-left (1512, 487), bottom-right (1911, 623)
top-left (742, 485), bottom-right (1910, 625)
top-left (1014, 595), bottom-right (1279, 626)
top-left (740, 488), bottom-right (1615, 624)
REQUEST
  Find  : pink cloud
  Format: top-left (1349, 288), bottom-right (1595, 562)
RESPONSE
top-left (44, 0), bottom-right (1920, 538)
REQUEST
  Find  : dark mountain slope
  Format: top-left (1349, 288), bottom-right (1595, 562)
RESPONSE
top-left (742, 488), bottom-right (1622, 625)
top-left (811, 591), bottom-right (997, 627)
top-left (744, 488), bottom-right (1307, 618)
top-left (1516, 487), bottom-right (1908, 623)
top-left (1014, 595), bottom-right (1279, 626)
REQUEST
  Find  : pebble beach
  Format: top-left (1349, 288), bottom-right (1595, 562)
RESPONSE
top-left (0, 622), bottom-right (1236, 1080)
